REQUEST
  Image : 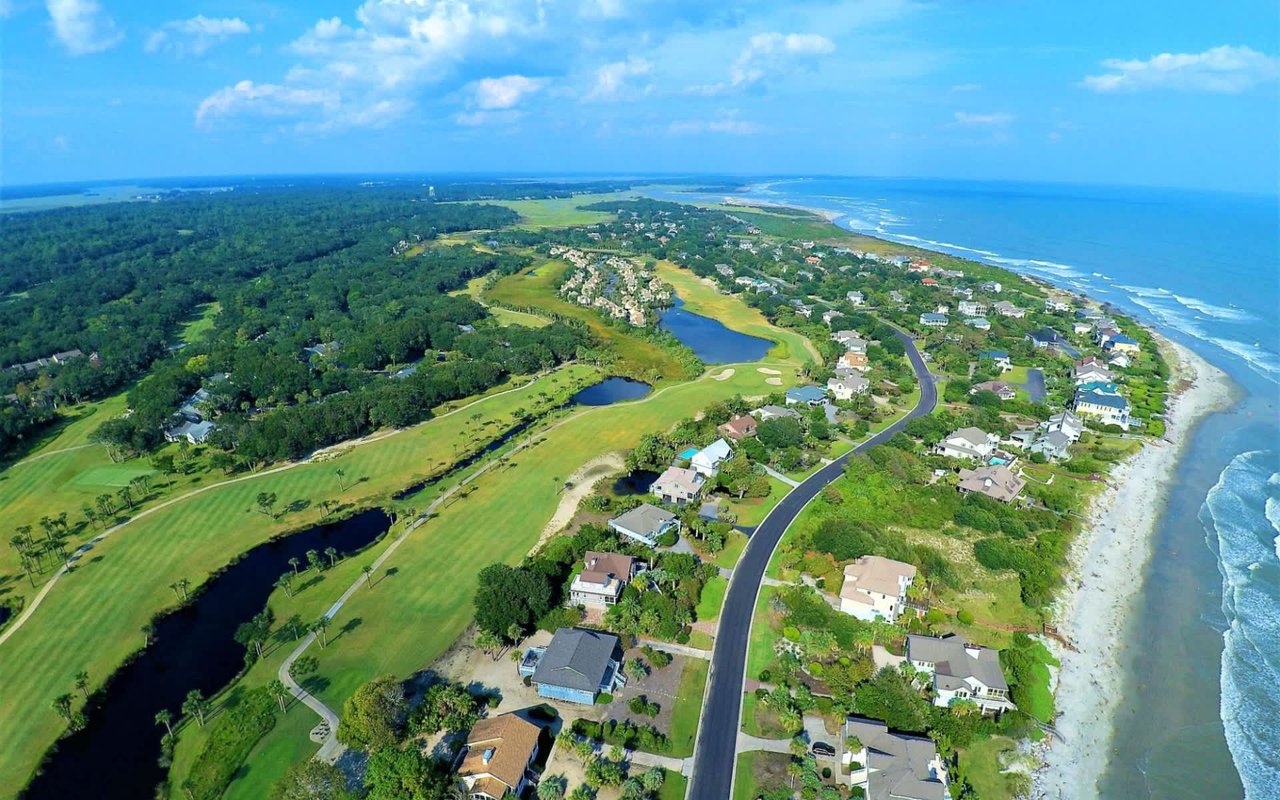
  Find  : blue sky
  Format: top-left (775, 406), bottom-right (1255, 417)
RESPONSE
top-left (2, 0), bottom-right (1277, 192)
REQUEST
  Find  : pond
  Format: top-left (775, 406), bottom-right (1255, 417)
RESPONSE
top-left (571, 377), bottom-right (652, 406)
top-left (658, 297), bottom-right (772, 364)
top-left (612, 468), bottom-right (660, 496)
top-left (23, 508), bottom-right (393, 800)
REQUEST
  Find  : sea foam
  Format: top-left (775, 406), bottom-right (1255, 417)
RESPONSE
top-left (1203, 451), bottom-right (1280, 798)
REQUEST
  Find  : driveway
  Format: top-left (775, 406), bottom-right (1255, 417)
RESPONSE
top-left (685, 326), bottom-right (937, 800)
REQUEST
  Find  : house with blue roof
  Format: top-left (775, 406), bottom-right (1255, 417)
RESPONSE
top-left (1074, 388), bottom-right (1134, 430)
top-left (785, 385), bottom-right (827, 406)
top-left (1103, 333), bottom-right (1140, 354)
top-left (978, 350), bottom-right (1012, 372)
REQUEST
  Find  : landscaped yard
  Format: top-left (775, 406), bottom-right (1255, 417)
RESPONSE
top-left (695, 575), bottom-right (728, 622)
top-left (667, 658), bottom-right (709, 757)
top-left (960, 736), bottom-right (1025, 800)
top-left (727, 476), bottom-right (792, 527)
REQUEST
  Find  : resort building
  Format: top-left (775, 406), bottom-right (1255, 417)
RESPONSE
top-left (907, 634), bottom-right (1016, 714)
top-left (610, 503), bottom-right (681, 545)
top-left (839, 556), bottom-right (917, 623)
top-left (956, 465), bottom-right (1026, 503)
top-left (843, 717), bottom-right (949, 800)
top-left (569, 552), bottom-right (639, 607)
top-left (456, 713), bottom-right (542, 800)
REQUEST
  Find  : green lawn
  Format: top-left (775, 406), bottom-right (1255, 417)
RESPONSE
top-left (711, 531), bottom-right (749, 570)
top-left (475, 192), bottom-right (635, 229)
top-left (666, 658), bottom-right (709, 757)
top-left (959, 736), bottom-right (1021, 800)
top-left (1004, 365), bottom-right (1031, 385)
top-left (726, 476), bottom-right (791, 527)
top-left (177, 302), bottom-right (221, 345)
top-left (68, 464), bottom-right (156, 488)
top-left (0, 365), bottom-right (605, 797)
top-left (656, 769), bottom-right (688, 800)
top-left (695, 576), bottom-right (728, 622)
top-left (745, 587), bottom-right (779, 679)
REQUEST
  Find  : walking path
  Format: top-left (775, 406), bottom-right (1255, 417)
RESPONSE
top-left (10, 442), bottom-right (98, 468)
top-left (760, 465), bottom-right (800, 488)
top-left (736, 732), bottom-right (793, 754)
top-left (638, 639), bottom-right (713, 661)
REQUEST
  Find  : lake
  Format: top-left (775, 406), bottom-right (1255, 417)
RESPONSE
top-left (571, 377), bottom-right (652, 406)
top-left (658, 297), bottom-right (772, 364)
top-left (22, 508), bottom-right (392, 800)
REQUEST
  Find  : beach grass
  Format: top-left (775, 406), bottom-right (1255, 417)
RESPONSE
top-left (959, 735), bottom-right (1021, 800)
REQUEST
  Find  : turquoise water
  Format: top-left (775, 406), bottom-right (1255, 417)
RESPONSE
top-left (660, 178), bottom-right (1279, 798)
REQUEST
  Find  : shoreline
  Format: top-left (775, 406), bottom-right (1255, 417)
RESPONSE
top-left (1031, 338), bottom-right (1236, 798)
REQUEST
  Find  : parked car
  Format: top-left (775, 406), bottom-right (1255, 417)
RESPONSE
top-left (811, 741), bottom-right (836, 757)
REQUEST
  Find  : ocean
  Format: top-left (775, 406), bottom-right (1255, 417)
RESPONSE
top-left (658, 178), bottom-right (1280, 798)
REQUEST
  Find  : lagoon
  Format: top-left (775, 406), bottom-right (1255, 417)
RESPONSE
top-left (571, 377), bottom-right (652, 406)
top-left (658, 298), bottom-right (771, 364)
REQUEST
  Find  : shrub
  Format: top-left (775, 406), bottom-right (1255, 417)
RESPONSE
top-left (183, 688), bottom-right (276, 800)
top-left (656, 530), bottom-right (678, 547)
top-left (595, 692), bottom-right (614, 705)
top-left (956, 609), bottom-right (975, 625)
top-left (538, 605), bottom-right (585, 633)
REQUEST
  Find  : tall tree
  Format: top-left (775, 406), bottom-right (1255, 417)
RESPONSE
top-left (155, 709), bottom-right (173, 739)
top-left (182, 689), bottom-right (209, 727)
top-left (268, 679), bottom-right (290, 712)
top-left (74, 670), bottom-right (90, 699)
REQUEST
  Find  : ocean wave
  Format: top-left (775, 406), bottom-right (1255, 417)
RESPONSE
top-left (984, 255), bottom-right (1085, 278)
top-left (1171, 293), bottom-right (1258, 323)
top-left (1203, 451), bottom-right (1280, 796)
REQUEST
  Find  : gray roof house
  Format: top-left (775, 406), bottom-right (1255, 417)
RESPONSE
top-left (842, 717), bottom-right (949, 800)
top-left (609, 503), bottom-right (681, 546)
top-left (906, 634), bottom-right (1015, 714)
top-left (523, 628), bottom-right (624, 704)
top-left (752, 404), bottom-right (801, 421)
top-left (1029, 430), bottom-right (1072, 461)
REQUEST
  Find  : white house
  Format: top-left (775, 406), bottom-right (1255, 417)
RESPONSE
top-left (839, 556), bottom-right (916, 623)
top-left (906, 634), bottom-right (1016, 714)
top-left (828, 375), bottom-right (870, 401)
top-left (992, 300), bottom-right (1025, 319)
top-left (847, 290), bottom-right (865, 306)
top-left (1074, 389), bottom-right (1134, 430)
top-left (831, 330), bottom-right (867, 352)
top-left (936, 427), bottom-right (998, 460)
top-left (690, 438), bottom-right (733, 477)
top-left (919, 313), bottom-right (948, 328)
top-left (965, 317), bottom-right (991, 331)
top-left (1041, 410), bottom-right (1085, 441)
top-left (957, 300), bottom-right (986, 316)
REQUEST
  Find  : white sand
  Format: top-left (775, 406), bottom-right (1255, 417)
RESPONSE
top-left (757, 367), bottom-right (782, 375)
top-left (531, 453), bottom-right (624, 552)
top-left (713, 368), bottom-right (736, 381)
top-left (1033, 340), bottom-right (1235, 798)
top-left (766, 377), bottom-right (783, 386)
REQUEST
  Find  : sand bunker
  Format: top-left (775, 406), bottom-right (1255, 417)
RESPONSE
top-left (713, 368), bottom-right (736, 381)
top-left (532, 453), bottom-right (625, 551)
top-left (757, 367), bottom-right (782, 375)
top-left (766, 377), bottom-right (783, 386)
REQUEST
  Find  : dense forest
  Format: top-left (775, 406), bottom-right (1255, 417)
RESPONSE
top-left (0, 182), bottom-right (622, 460)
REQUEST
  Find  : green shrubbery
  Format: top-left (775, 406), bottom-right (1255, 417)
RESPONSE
top-left (572, 718), bottom-right (670, 753)
top-left (182, 688), bottom-right (277, 800)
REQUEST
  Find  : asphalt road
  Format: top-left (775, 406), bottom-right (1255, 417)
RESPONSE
top-left (687, 327), bottom-right (938, 800)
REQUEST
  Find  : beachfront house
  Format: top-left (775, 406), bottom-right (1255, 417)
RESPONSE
top-left (522, 628), bottom-right (624, 704)
top-left (456, 714), bottom-right (542, 800)
top-left (570, 552), bottom-right (640, 607)
top-left (937, 427), bottom-right (999, 461)
top-left (839, 556), bottom-right (917, 623)
top-left (907, 634), bottom-right (1016, 714)
top-left (786, 385), bottom-right (828, 406)
top-left (1073, 389), bottom-right (1134, 430)
top-left (1029, 431), bottom-right (1073, 461)
top-left (1104, 334), bottom-right (1141, 354)
top-left (718, 415), bottom-right (758, 440)
top-left (690, 438), bottom-right (733, 477)
top-left (1108, 352), bottom-right (1133, 369)
top-left (610, 502), bottom-right (681, 545)
top-left (1042, 410), bottom-right (1085, 441)
top-left (828, 375), bottom-right (870, 401)
top-left (843, 717), bottom-right (949, 800)
top-left (956, 465), bottom-right (1026, 503)
top-left (1073, 357), bottom-right (1112, 385)
top-left (978, 350), bottom-right (1012, 372)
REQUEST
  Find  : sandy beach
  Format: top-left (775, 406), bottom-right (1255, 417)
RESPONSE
top-left (1032, 340), bottom-right (1236, 798)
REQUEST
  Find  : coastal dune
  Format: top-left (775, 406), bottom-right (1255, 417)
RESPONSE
top-left (1034, 341), bottom-right (1235, 798)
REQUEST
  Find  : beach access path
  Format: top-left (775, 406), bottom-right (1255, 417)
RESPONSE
top-left (687, 325), bottom-right (937, 800)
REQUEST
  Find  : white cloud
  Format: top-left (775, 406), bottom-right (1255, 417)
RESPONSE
top-left (1080, 45), bottom-right (1279, 94)
top-left (585, 57), bottom-right (652, 101)
top-left (46, 0), bottom-right (123, 55)
top-left (471, 74), bottom-right (546, 109)
top-left (146, 15), bottom-right (251, 57)
top-left (196, 80), bottom-right (340, 129)
top-left (729, 32), bottom-right (836, 87)
top-left (454, 109), bottom-right (523, 126)
top-left (668, 113), bottom-right (763, 135)
top-left (948, 111), bottom-right (1014, 128)
top-left (949, 82), bottom-right (982, 93)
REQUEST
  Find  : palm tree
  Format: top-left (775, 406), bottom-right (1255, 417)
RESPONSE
top-left (176, 579), bottom-right (190, 600)
top-left (267, 679), bottom-right (289, 712)
top-left (276, 573), bottom-right (294, 598)
top-left (141, 623), bottom-right (154, 646)
top-left (312, 617), bottom-right (330, 648)
top-left (96, 494), bottom-right (113, 518)
top-left (335, 468), bottom-right (346, 491)
top-left (52, 694), bottom-right (74, 724)
top-left (288, 557), bottom-right (301, 575)
top-left (182, 690), bottom-right (208, 727)
top-left (155, 709), bottom-right (173, 739)
top-left (74, 670), bottom-right (90, 699)
top-left (82, 504), bottom-right (98, 529)
top-left (306, 549), bottom-right (322, 572)
top-left (362, 565), bottom-right (374, 587)
top-left (169, 582), bottom-right (183, 599)
top-left (117, 485), bottom-right (134, 510)
top-left (324, 546), bottom-right (338, 568)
